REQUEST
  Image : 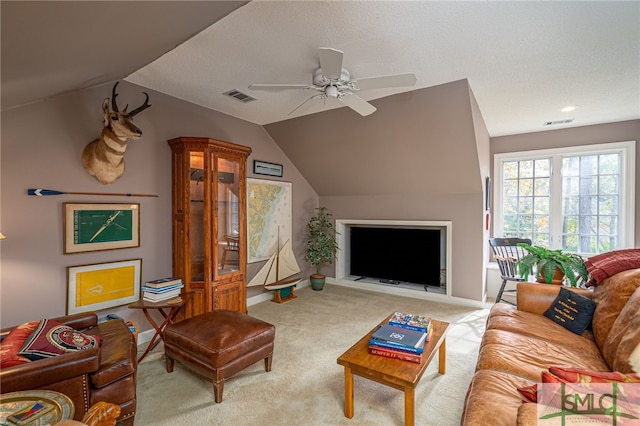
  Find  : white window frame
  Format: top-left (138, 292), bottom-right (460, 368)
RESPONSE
top-left (494, 141), bottom-right (635, 253)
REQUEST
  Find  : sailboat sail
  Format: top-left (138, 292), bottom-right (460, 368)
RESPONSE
top-left (248, 239), bottom-right (301, 290)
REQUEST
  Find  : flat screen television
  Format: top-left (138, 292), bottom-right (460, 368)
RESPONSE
top-left (349, 227), bottom-right (441, 286)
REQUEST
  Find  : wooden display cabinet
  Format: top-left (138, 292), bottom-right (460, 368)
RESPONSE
top-left (168, 137), bottom-right (251, 318)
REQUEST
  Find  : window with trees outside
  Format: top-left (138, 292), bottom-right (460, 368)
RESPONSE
top-left (493, 141), bottom-right (635, 255)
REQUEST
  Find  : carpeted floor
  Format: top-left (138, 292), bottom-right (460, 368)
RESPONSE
top-left (135, 284), bottom-right (489, 426)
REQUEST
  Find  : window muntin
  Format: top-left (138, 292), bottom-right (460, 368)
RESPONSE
top-left (494, 141), bottom-right (635, 255)
top-left (502, 158), bottom-right (551, 246)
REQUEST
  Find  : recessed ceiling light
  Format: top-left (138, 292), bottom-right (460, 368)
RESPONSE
top-left (561, 105), bottom-right (579, 113)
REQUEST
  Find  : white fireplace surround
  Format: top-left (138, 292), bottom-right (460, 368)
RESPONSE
top-left (334, 219), bottom-right (453, 300)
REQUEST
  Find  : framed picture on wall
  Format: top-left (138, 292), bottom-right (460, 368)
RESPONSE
top-left (67, 259), bottom-right (141, 314)
top-left (485, 176), bottom-right (491, 211)
top-left (63, 203), bottom-right (140, 253)
top-left (246, 178), bottom-right (292, 263)
top-left (253, 160), bottom-right (283, 177)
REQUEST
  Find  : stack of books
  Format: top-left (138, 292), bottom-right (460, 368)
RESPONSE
top-left (368, 312), bottom-right (432, 363)
top-left (142, 277), bottom-right (184, 303)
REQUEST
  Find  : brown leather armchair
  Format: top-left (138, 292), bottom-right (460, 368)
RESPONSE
top-left (0, 312), bottom-right (137, 425)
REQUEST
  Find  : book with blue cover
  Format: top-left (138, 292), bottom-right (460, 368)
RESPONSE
top-left (371, 324), bottom-right (427, 350)
top-left (141, 283), bottom-right (184, 293)
top-left (369, 337), bottom-right (425, 354)
top-left (388, 311), bottom-right (431, 333)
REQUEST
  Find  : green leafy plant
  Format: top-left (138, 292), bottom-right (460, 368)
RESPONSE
top-left (305, 207), bottom-right (339, 276)
top-left (516, 243), bottom-right (589, 287)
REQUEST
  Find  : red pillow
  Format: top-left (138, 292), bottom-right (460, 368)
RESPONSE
top-left (0, 321), bottom-right (39, 368)
top-left (18, 319), bottom-right (99, 361)
top-left (517, 383), bottom-right (539, 402)
top-left (549, 366), bottom-right (640, 383)
top-left (517, 367), bottom-right (640, 404)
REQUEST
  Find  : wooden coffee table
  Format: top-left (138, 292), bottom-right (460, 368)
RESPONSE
top-left (337, 315), bottom-right (450, 426)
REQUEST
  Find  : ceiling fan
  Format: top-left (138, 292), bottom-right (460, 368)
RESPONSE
top-left (248, 47), bottom-right (417, 117)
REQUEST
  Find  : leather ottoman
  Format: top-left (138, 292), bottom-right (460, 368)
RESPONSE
top-left (163, 310), bottom-right (275, 403)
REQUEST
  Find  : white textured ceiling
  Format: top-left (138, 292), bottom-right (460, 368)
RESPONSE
top-left (0, 1), bottom-right (248, 111)
top-left (126, 1), bottom-right (640, 136)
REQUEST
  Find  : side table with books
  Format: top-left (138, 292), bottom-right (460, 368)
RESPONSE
top-left (128, 291), bottom-right (194, 363)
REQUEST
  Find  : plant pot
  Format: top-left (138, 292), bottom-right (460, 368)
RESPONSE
top-left (310, 274), bottom-right (325, 291)
top-left (536, 266), bottom-right (565, 284)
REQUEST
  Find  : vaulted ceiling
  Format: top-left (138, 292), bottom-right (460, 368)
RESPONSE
top-left (2, 1), bottom-right (639, 138)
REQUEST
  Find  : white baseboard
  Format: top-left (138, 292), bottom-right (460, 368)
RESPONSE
top-left (327, 277), bottom-right (485, 309)
top-left (138, 328), bottom-right (155, 346)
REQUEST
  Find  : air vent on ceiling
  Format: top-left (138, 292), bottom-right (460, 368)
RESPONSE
top-left (544, 119), bottom-right (574, 126)
top-left (223, 89), bottom-right (256, 103)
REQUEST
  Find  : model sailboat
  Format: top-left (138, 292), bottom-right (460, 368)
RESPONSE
top-left (248, 239), bottom-right (301, 303)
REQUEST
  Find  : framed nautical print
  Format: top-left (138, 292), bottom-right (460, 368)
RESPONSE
top-left (63, 203), bottom-right (140, 253)
top-left (246, 178), bottom-right (292, 263)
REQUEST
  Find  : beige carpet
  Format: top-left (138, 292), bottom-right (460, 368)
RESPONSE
top-left (135, 284), bottom-right (489, 426)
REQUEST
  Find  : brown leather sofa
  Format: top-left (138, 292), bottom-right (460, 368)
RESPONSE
top-left (0, 312), bottom-right (137, 425)
top-left (461, 268), bottom-right (640, 425)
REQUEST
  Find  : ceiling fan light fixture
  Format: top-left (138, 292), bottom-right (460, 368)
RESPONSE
top-left (325, 86), bottom-right (339, 98)
top-left (561, 105), bottom-right (579, 112)
top-left (249, 47), bottom-right (416, 118)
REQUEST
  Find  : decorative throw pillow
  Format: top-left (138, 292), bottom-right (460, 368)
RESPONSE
top-left (546, 367), bottom-right (640, 403)
top-left (18, 319), bottom-right (99, 361)
top-left (549, 366), bottom-right (640, 383)
top-left (0, 320), bottom-right (39, 368)
top-left (543, 287), bottom-right (597, 335)
top-left (517, 383), bottom-right (539, 402)
top-left (517, 367), bottom-right (640, 404)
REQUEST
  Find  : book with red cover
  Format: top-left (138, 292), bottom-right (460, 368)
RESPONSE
top-left (368, 345), bottom-right (423, 363)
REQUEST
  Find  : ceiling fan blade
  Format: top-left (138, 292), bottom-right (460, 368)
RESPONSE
top-left (318, 47), bottom-right (343, 80)
top-left (339, 92), bottom-right (376, 117)
top-left (352, 73), bottom-right (417, 91)
top-left (249, 83), bottom-right (311, 90)
top-left (288, 94), bottom-right (324, 116)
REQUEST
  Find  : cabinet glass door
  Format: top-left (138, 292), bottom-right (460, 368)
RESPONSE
top-left (189, 152), bottom-right (206, 281)
top-left (217, 156), bottom-right (241, 274)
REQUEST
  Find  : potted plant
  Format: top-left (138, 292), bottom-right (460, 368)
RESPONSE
top-left (305, 207), bottom-right (339, 291)
top-left (516, 243), bottom-right (589, 287)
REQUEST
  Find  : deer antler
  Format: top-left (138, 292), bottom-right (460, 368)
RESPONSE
top-left (128, 92), bottom-right (151, 117)
top-left (111, 82), bottom-right (120, 113)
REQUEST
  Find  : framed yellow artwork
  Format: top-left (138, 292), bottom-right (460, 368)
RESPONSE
top-left (67, 259), bottom-right (141, 314)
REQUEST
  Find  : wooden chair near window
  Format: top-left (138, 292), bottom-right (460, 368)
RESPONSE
top-left (489, 237), bottom-right (531, 305)
top-left (221, 234), bottom-right (239, 267)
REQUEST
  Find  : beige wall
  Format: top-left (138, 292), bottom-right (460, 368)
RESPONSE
top-left (266, 80), bottom-right (490, 301)
top-left (0, 81), bottom-right (318, 328)
top-left (491, 120), bottom-right (640, 246)
top-left (3, 79), bottom-right (634, 329)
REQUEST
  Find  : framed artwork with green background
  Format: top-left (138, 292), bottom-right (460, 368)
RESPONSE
top-left (64, 203), bottom-right (140, 253)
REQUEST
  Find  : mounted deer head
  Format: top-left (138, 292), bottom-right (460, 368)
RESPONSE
top-left (82, 82), bottom-right (151, 184)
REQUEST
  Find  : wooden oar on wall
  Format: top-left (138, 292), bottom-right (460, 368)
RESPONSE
top-left (28, 188), bottom-right (158, 198)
